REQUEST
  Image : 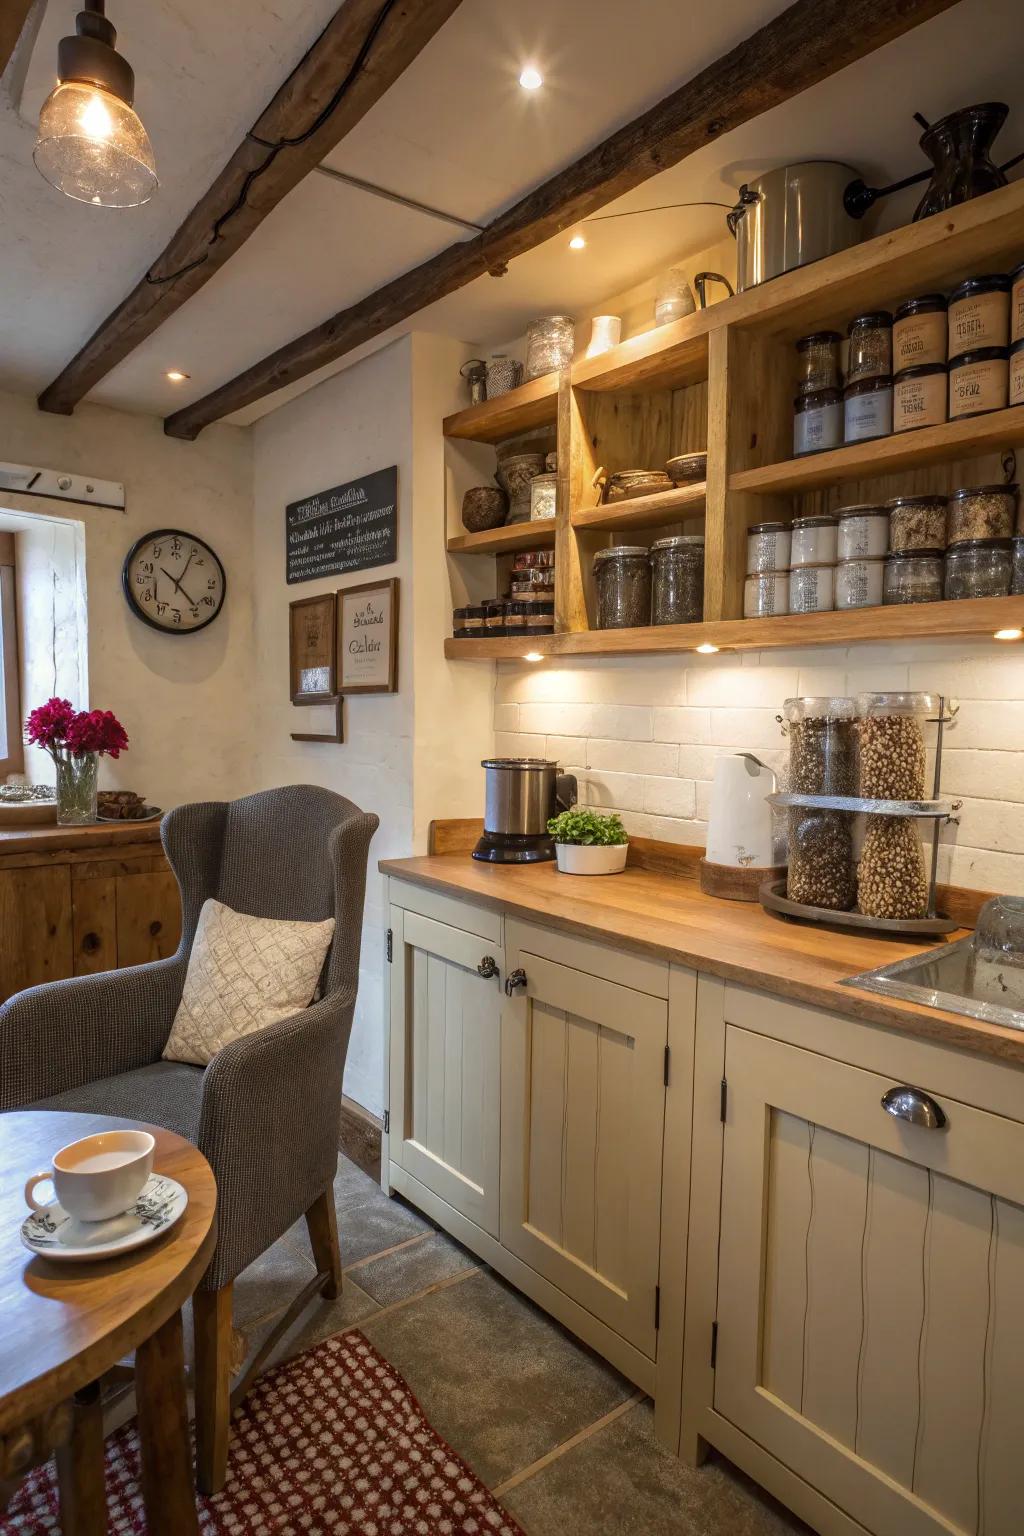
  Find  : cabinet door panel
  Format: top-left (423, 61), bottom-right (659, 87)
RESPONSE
top-left (0, 867), bottom-right (73, 999)
top-left (115, 870), bottom-right (181, 967)
top-left (716, 1026), bottom-right (1024, 1536)
top-left (71, 874), bottom-right (117, 976)
top-left (501, 941), bottom-right (667, 1358)
top-left (389, 906), bottom-right (502, 1235)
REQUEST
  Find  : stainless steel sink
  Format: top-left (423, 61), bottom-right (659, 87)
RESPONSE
top-left (842, 937), bottom-right (1024, 1031)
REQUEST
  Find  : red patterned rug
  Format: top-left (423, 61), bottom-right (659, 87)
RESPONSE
top-left (2, 1330), bottom-right (526, 1535)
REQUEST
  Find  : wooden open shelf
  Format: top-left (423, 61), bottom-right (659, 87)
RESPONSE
top-left (446, 521), bottom-right (556, 555)
top-left (445, 597), bottom-right (1024, 659)
top-left (443, 373), bottom-right (558, 442)
top-left (571, 314), bottom-right (713, 394)
top-left (731, 405), bottom-right (1024, 495)
top-left (573, 482), bottom-right (706, 533)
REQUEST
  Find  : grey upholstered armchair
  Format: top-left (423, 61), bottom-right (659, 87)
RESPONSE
top-left (0, 784), bottom-right (378, 1493)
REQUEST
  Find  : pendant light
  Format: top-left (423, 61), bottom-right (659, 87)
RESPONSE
top-left (34, 1), bottom-right (157, 208)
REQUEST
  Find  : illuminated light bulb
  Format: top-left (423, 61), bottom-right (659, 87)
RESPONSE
top-left (79, 89), bottom-right (114, 140)
top-left (519, 66), bottom-right (543, 90)
top-left (994, 628), bottom-right (1023, 641)
top-left (165, 369), bottom-right (190, 383)
top-left (568, 233), bottom-right (586, 250)
top-left (523, 652), bottom-right (545, 663)
top-left (695, 642), bottom-right (720, 654)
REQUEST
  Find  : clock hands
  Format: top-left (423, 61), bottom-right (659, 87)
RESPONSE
top-left (160, 565), bottom-right (196, 606)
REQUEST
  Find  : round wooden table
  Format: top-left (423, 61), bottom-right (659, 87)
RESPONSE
top-left (0, 1111), bottom-right (217, 1535)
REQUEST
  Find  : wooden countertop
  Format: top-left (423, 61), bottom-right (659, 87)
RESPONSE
top-left (0, 820), bottom-right (163, 856)
top-left (380, 854), bottom-right (1024, 1071)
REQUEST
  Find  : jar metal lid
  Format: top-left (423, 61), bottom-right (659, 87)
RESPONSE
top-left (791, 561), bottom-right (835, 570)
top-left (1012, 260), bottom-right (1024, 282)
top-left (949, 346), bottom-right (1010, 366)
top-left (651, 534), bottom-right (705, 552)
top-left (1012, 336), bottom-right (1024, 357)
top-left (947, 537), bottom-right (1014, 551)
top-left (844, 376), bottom-right (893, 398)
top-left (796, 331), bottom-right (841, 349)
top-left (894, 294), bottom-right (948, 320)
top-left (886, 494), bottom-right (948, 510)
top-left (749, 521), bottom-right (789, 534)
top-left (837, 555), bottom-right (885, 565)
top-left (885, 548), bottom-right (944, 560)
top-left (848, 311), bottom-right (893, 331)
top-left (894, 362), bottom-right (948, 380)
top-left (950, 274), bottom-right (1011, 302)
top-left (593, 544), bottom-right (649, 562)
top-left (465, 605), bottom-right (486, 617)
top-left (792, 515), bottom-right (838, 529)
top-left (836, 503), bottom-right (888, 519)
top-left (950, 483), bottom-right (1019, 500)
top-left (793, 387), bottom-right (842, 411)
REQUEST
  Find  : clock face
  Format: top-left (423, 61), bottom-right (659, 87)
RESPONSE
top-left (122, 529), bottom-right (226, 634)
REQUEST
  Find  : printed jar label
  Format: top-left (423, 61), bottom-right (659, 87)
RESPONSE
top-left (794, 401), bottom-right (842, 456)
top-left (844, 389), bottom-right (893, 442)
top-left (950, 292), bottom-right (1010, 352)
top-left (893, 371), bottom-right (947, 432)
top-left (949, 358), bottom-right (1009, 418)
top-left (894, 312), bottom-right (947, 369)
top-left (1011, 347), bottom-right (1024, 407)
top-left (1014, 275), bottom-right (1024, 345)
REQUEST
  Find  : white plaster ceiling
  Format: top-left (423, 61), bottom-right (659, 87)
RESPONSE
top-left (0, 0), bottom-right (1022, 425)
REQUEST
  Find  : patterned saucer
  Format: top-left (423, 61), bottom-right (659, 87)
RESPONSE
top-left (21, 1173), bottom-right (187, 1263)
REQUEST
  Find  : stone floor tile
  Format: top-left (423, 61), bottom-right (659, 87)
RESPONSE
top-left (232, 1235), bottom-right (317, 1328)
top-left (502, 1400), bottom-right (811, 1536)
top-left (350, 1231), bottom-right (481, 1306)
top-left (362, 1269), bottom-right (633, 1488)
top-left (266, 1276), bottom-right (380, 1368)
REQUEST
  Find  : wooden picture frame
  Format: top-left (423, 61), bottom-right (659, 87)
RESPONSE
top-left (337, 578), bottom-right (399, 695)
top-left (289, 592), bottom-right (337, 704)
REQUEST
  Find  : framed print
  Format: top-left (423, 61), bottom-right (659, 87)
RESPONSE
top-left (289, 593), bottom-right (337, 703)
top-left (337, 578), bottom-right (399, 695)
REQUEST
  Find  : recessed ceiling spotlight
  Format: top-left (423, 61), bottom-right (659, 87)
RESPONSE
top-left (568, 233), bottom-right (586, 250)
top-left (523, 651), bottom-right (545, 662)
top-left (165, 369), bottom-right (190, 383)
top-left (519, 66), bottom-right (543, 90)
top-left (994, 627), bottom-right (1023, 641)
top-left (695, 642), bottom-right (720, 655)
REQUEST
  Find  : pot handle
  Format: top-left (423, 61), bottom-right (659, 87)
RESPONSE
top-left (555, 773), bottom-right (578, 813)
top-left (726, 184), bottom-right (757, 237)
top-left (694, 271), bottom-right (735, 309)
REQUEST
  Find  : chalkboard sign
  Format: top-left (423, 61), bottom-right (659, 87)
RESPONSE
top-left (286, 465), bottom-right (398, 585)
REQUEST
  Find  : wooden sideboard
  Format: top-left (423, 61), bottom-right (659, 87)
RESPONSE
top-left (0, 821), bottom-right (181, 1003)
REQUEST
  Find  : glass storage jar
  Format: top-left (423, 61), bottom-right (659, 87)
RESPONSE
top-left (593, 545), bottom-right (651, 629)
top-left (844, 376), bottom-right (893, 443)
top-left (887, 494), bottom-right (947, 553)
top-left (790, 514), bottom-right (837, 567)
top-left (883, 549), bottom-right (944, 604)
top-left (795, 331), bottom-right (842, 396)
top-left (524, 600), bottom-right (555, 637)
top-left (525, 315), bottom-right (575, 380)
top-left (747, 521), bottom-right (791, 575)
top-left (949, 347), bottom-right (1009, 419)
top-left (857, 816), bottom-right (929, 920)
top-left (789, 563), bottom-right (834, 614)
top-left (893, 363), bottom-right (948, 432)
top-left (787, 808), bottom-right (855, 911)
top-left (1013, 261), bottom-right (1024, 345)
top-left (944, 538), bottom-right (1013, 599)
top-left (793, 388), bottom-right (843, 456)
top-left (893, 294), bottom-right (948, 370)
top-left (846, 311), bottom-right (893, 383)
top-left (836, 504), bottom-right (888, 560)
top-left (948, 274), bottom-right (1011, 354)
top-left (947, 484), bottom-right (1018, 544)
top-left (743, 571), bottom-right (788, 618)
top-left (835, 556), bottom-right (885, 609)
top-left (482, 599), bottom-right (507, 637)
top-left (782, 696), bottom-right (857, 795)
top-left (1012, 337), bottom-right (1024, 406)
top-left (1013, 534), bottom-right (1024, 594)
top-left (651, 536), bottom-right (704, 625)
top-left (855, 692), bottom-right (938, 801)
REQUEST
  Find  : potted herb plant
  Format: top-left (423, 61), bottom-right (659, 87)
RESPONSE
top-left (547, 807), bottom-right (629, 876)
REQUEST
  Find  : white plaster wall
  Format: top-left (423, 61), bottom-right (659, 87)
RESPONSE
top-left (0, 387), bottom-right (255, 805)
top-left (493, 640), bottom-right (1024, 895)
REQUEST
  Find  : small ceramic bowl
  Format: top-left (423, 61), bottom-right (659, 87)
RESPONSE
top-left (462, 487), bottom-right (508, 533)
top-left (665, 452), bottom-right (708, 485)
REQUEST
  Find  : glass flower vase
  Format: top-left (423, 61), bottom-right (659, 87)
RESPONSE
top-left (55, 752), bottom-right (99, 826)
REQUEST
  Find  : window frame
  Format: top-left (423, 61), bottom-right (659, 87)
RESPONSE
top-left (0, 532), bottom-right (24, 777)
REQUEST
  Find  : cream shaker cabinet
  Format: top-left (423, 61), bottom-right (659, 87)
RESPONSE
top-left (714, 1023), bottom-right (1024, 1536)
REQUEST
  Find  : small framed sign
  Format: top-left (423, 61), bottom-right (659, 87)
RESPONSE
top-left (337, 578), bottom-right (399, 695)
top-left (289, 593), bottom-right (337, 704)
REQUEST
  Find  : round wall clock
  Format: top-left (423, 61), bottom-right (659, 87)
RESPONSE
top-left (122, 529), bottom-right (226, 634)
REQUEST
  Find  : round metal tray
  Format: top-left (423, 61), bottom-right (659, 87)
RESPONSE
top-left (759, 878), bottom-right (958, 937)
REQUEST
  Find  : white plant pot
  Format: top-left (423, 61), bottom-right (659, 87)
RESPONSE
top-left (554, 842), bottom-right (629, 876)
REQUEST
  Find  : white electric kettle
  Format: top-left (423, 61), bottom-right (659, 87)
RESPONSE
top-left (706, 752), bottom-right (782, 868)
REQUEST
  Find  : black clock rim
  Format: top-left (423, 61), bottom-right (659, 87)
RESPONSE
top-left (121, 528), bottom-right (227, 636)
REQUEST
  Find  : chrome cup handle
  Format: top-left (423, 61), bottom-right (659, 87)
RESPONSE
top-left (881, 1085), bottom-right (947, 1130)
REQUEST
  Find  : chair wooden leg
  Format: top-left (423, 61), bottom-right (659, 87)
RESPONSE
top-left (55, 1382), bottom-right (107, 1536)
top-left (193, 1283), bottom-right (232, 1497)
top-left (305, 1190), bottom-right (342, 1300)
top-left (135, 1311), bottom-right (198, 1536)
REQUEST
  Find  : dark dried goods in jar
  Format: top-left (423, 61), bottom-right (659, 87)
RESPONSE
top-left (787, 716), bottom-right (856, 795)
top-left (787, 809), bottom-right (855, 911)
top-left (857, 817), bottom-right (929, 920)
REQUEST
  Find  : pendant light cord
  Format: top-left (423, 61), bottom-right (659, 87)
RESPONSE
top-left (146, 0), bottom-right (398, 287)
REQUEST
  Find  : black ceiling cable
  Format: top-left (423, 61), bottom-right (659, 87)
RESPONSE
top-left (145, 0), bottom-right (398, 287)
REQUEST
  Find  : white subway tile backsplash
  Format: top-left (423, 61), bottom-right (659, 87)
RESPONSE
top-left (580, 771), bottom-right (646, 812)
top-left (643, 776), bottom-right (697, 818)
top-left (653, 707), bottom-right (711, 744)
top-left (709, 709), bottom-right (785, 750)
top-left (686, 665), bottom-right (799, 709)
top-left (493, 702), bottom-right (520, 734)
top-left (940, 751), bottom-right (1023, 802)
top-left (493, 731), bottom-right (546, 757)
top-left (587, 739), bottom-right (678, 776)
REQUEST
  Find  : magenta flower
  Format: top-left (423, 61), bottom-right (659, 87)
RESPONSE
top-left (24, 697), bottom-right (76, 752)
top-left (24, 698), bottom-right (129, 761)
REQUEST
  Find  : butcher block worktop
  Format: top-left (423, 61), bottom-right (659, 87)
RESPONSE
top-left (380, 852), bottom-right (1024, 1070)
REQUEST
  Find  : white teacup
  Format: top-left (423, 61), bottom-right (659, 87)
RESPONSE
top-left (25, 1130), bottom-right (155, 1224)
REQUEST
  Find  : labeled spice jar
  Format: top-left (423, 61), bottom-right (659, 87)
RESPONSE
top-left (1013, 261), bottom-right (1024, 345)
top-left (787, 809), bottom-right (855, 911)
top-left (836, 504), bottom-right (888, 560)
top-left (1012, 534), bottom-right (1024, 595)
top-left (651, 535), bottom-right (704, 625)
top-left (847, 311), bottom-right (893, 383)
top-left (795, 331), bottom-right (842, 396)
top-left (783, 697), bottom-right (857, 795)
top-left (883, 550), bottom-right (944, 605)
top-left (743, 571), bottom-right (788, 618)
top-left (857, 817), bottom-right (929, 920)
top-left (948, 484), bottom-right (1018, 544)
top-left (888, 494), bottom-right (947, 553)
top-left (512, 548), bottom-right (555, 570)
top-left (529, 472), bottom-right (557, 520)
top-left (1011, 337), bottom-right (1024, 406)
top-left (844, 376), bottom-right (893, 443)
top-left (791, 514), bottom-right (837, 567)
top-left (452, 605), bottom-right (485, 638)
top-left (747, 521), bottom-right (791, 575)
top-left (503, 601), bottom-right (529, 637)
top-left (948, 275), bottom-right (1011, 355)
top-left (482, 599), bottom-right (507, 637)
top-left (835, 556), bottom-right (885, 609)
top-left (789, 563), bottom-right (835, 614)
top-left (944, 538), bottom-right (1013, 599)
top-left (525, 315), bottom-right (575, 379)
top-left (856, 692), bottom-right (936, 800)
top-left (524, 600), bottom-right (555, 636)
top-left (893, 294), bottom-right (948, 370)
top-left (794, 388), bottom-right (843, 456)
top-left (893, 364), bottom-right (948, 432)
top-left (949, 347), bottom-right (1009, 419)
top-left (593, 545), bottom-right (651, 629)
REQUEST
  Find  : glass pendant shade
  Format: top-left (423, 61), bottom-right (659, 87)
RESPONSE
top-left (34, 80), bottom-right (157, 207)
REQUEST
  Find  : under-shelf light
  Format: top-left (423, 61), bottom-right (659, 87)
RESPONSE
top-left (518, 66), bottom-right (542, 90)
top-left (695, 642), bottom-right (719, 654)
top-left (568, 233), bottom-right (586, 250)
top-left (523, 651), bottom-right (545, 662)
top-left (994, 627), bottom-right (1023, 641)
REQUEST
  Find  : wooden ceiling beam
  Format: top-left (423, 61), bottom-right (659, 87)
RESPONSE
top-left (0, 0), bottom-right (37, 77)
top-left (164, 0), bottom-right (962, 440)
top-left (37, 0), bottom-right (464, 417)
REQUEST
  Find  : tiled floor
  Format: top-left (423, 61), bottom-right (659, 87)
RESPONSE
top-left (227, 1154), bottom-right (811, 1536)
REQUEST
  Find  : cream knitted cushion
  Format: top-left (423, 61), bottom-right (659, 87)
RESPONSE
top-left (162, 898), bottom-right (335, 1066)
